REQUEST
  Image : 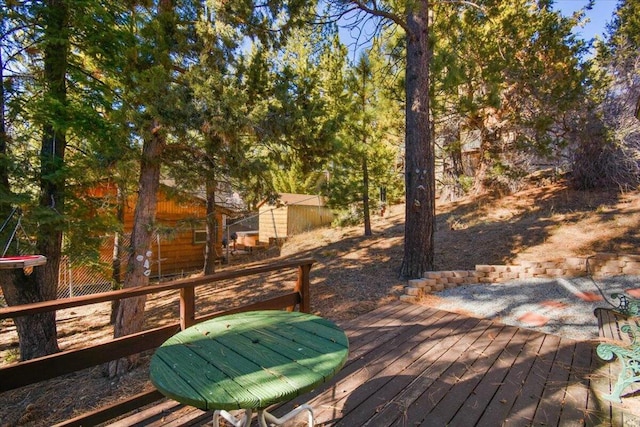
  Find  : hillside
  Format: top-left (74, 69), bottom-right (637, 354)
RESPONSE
top-left (279, 181), bottom-right (640, 320)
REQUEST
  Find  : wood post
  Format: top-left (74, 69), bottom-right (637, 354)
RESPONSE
top-left (293, 263), bottom-right (311, 313)
top-left (180, 286), bottom-right (196, 330)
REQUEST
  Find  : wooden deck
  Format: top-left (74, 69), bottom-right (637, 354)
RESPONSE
top-left (109, 301), bottom-right (640, 427)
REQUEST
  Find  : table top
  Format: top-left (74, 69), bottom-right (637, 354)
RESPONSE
top-left (149, 310), bottom-right (349, 411)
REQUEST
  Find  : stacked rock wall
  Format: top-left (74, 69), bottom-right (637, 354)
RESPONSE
top-left (401, 253), bottom-right (640, 303)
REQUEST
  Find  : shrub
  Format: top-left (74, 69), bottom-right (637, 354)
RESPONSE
top-left (570, 119), bottom-right (640, 190)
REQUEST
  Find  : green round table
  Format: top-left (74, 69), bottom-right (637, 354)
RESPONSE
top-left (150, 310), bottom-right (349, 427)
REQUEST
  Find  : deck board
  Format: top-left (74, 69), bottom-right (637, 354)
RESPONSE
top-left (307, 311), bottom-right (464, 424)
top-left (502, 333), bottom-right (560, 426)
top-left (467, 328), bottom-right (540, 427)
top-left (532, 338), bottom-right (576, 426)
top-left (422, 323), bottom-right (519, 427)
top-left (107, 301), bottom-right (638, 427)
top-left (557, 340), bottom-right (595, 427)
top-left (391, 320), bottom-right (502, 426)
top-left (334, 316), bottom-right (485, 426)
top-left (272, 301), bottom-right (618, 427)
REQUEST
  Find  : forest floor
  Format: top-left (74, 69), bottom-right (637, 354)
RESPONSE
top-left (1, 179), bottom-right (640, 426)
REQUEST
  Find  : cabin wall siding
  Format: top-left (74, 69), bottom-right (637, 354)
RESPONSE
top-left (100, 191), bottom-right (225, 279)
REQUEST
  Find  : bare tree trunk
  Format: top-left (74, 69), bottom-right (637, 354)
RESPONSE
top-left (401, 0), bottom-right (435, 278)
top-left (362, 155), bottom-right (372, 236)
top-left (440, 137), bottom-right (465, 202)
top-left (110, 186), bottom-right (125, 324)
top-left (359, 59), bottom-right (372, 237)
top-left (109, 120), bottom-right (164, 377)
top-left (0, 270), bottom-right (60, 359)
top-left (203, 175), bottom-right (217, 275)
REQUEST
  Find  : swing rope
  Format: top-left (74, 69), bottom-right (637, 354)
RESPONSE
top-left (0, 207), bottom-right (46, 269)
top-left (1, 207), bottom-right (22, 257)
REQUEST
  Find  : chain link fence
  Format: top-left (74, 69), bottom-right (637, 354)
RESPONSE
top-left (0, 232), bottom-right (208, 306)
top-left (56, 244), bottom-right (117, 299)
top-left (56, 232), bottom-right (209, 298)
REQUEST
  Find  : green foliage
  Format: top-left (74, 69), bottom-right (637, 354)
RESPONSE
top-left (326, 42), bottom-right (404, 215)
top-left (178, 13), bottom-right (345, 210)
top-left (1, 0), bottom-right (140, 262)
top-left (256, 27), bottom-right (344, 174)
top-left (332, 207), bottom-right (365, 227)
top-left (430, 0), bottom-right (592, 194)
top-left (602, 0), bottom-right (640, 59)
top-left (458, 175), bottom-right (474, 193)
top-left (581, 0), bottom-right (640, 190)
top-left (272, 166), bottom-right (327, 195)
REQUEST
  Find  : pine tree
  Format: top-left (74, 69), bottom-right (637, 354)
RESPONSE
top-left (324, 0), bottom-right (433, 277)
top-left (329, 48), bottom-right (402, 234)
top-left (430, 1), bottom-right (590, 195)
top-left (580, 0), bottom-right (640, 190)
top-left (108, 0), bottom-right (203, 376)
top-left (0, 0), bottom-right (132, 360)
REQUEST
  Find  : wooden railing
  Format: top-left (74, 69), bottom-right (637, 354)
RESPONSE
top-left (0, 258), bottom-right (314, 426)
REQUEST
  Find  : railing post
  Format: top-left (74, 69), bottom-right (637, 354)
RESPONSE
top-left (292, 262), bottom-right (311, 313)
top-left (180, 286), bottom-right (196, 329)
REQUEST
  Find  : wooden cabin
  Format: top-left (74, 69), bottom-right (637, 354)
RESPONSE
top-left (84, 183), bottom-right (233, 283)
top-left (257, 193), bottom-right (334, 242)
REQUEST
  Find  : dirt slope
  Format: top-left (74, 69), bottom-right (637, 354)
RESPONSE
top-left (281, 181), bottom-right (640, 320)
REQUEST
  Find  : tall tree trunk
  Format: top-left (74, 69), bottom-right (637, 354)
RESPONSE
top-left (108, 0), bottom-right (175, 377)
top-left (362, 155), bottom-right (372, 236)
top-left (0, 0), bottom-right (69, 360)
top-left (203, 175), bottom-right (217, 275)
top-left (109, 120), bottom-right (164, 377)
top-left (401, 0), bottom-right (434, 278)
top-left (360, 59), bottom-right (372, 237)
top-left (440, 138), bottom-right (465, 202)
top-left (0, 19), bottom-right (9, 197)
top-left (110, 186), bottom-right (125, 324)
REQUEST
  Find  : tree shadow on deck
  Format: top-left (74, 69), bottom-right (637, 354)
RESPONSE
top-left (271, 314), bottom-right (626, 427)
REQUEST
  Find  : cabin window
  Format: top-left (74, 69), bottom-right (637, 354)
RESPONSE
top-left (193, 230), bottom-right (207, 244)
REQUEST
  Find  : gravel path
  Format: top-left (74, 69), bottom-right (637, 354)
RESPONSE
top-left (428, 275), bottom-right (640, 341)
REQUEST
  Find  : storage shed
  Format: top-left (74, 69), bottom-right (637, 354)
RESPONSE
top-left (258, 193), bottom-right (334, 241)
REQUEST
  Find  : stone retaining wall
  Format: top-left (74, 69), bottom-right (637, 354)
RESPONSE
top-left (401, 253), bottom-right (640, 303)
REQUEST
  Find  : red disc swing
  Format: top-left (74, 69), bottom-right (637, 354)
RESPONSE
top-left (0, 208), bottom-right (47, 270)
top-left (0, 255), bottom-right (47, 269)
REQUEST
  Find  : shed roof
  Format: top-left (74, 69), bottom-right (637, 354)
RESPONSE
top-left (258, 193), bottom-right (327, 208)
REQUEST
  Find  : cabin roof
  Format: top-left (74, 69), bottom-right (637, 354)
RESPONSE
top-left (160, 179), bottom-right (243, 214)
